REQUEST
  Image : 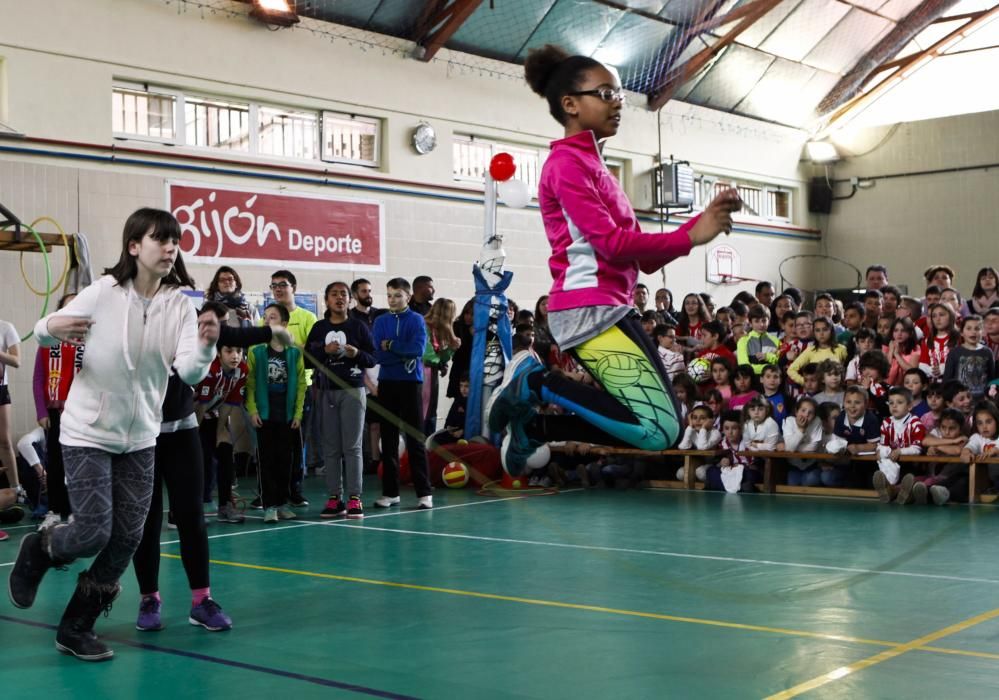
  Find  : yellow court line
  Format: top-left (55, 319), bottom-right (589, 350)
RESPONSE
top-left (918, 645), bottom-right (999, 662)
top-left (164, 554), bottom-right (999, 667)
top-left (765, 607), bottom-right (999, 699)
top-left (161, 553), bottom-right (896, 648)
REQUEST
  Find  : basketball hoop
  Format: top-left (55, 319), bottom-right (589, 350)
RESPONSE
top-left (706, 244), bottom-right (741, 285)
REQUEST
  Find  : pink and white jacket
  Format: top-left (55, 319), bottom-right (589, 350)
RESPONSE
top-left (538, 130), bottom-right (699, 312)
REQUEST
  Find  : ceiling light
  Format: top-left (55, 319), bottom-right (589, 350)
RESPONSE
top-left (249, 0), bottom-right (299, 27)
top-left (806, 141), bottom-right (840, 163)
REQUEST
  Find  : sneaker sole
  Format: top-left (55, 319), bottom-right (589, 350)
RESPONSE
top-left (55, 641), bottom-right (114, 661)
top-left (373, 501), bottom-right (400, 508)
top-left (189, 617), bottom-right (232, 632)
top-left (895, 475), bottom-right (914, 505)
top-left (872, 472), bottom-right (892, 503)
top-left (931, 489), bottom-right (950, 506)
top-left (319, 512), bottom-right (346, 519)
top-left (8, 532), bottom-right (40, 609)
top-left (135, 623), bottom-right (164, 632)
top-left (346, 513), bottom-right (364, 519)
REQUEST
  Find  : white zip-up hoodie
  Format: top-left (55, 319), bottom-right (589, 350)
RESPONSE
top-left (34, 276), bottom-right (214, 454)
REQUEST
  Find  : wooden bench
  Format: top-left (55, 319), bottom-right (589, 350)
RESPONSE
top-left (550, 442), bottom-right (999, 503)
top-left (744, 451), bottom-right (999, 502)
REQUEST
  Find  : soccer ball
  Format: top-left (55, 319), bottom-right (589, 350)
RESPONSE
top-left (687, 357), bottom-right (711, 384)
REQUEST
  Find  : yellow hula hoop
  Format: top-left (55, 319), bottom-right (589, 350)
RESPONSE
top-left (19, 215), bottom-right (70, 296)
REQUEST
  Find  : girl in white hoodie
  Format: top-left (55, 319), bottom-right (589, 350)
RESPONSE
top-left (8, 208), bottom-right (219, 662)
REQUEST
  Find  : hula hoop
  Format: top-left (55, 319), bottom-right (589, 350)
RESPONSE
top-left (19, 216), bottom-right (70, 296)
top-left (1, 222), bottom-right (53, 342)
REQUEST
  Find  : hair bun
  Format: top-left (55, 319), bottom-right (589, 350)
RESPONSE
top-left (524, 44), bottom-right (571, 98)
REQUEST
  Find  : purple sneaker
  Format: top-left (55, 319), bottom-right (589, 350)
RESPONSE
top-left (189, 597), bottom-right (232, 631)
top-left (136, 596), bottom-right (163, 631)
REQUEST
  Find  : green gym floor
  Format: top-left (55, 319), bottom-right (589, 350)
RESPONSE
top-left (3, 479), bottom-right (999, 699)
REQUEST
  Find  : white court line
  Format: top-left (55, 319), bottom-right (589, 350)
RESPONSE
top-left (156, 491), bottom-right (546, 546)
top-left (324, 523), bottom-right (999, 586)
top-left (0, 491), bottom-right (574, 566)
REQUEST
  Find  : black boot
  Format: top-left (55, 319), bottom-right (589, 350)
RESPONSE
top-left (8, 528), bottom-right (65, 609)
top-left (55, 570), bottom-right (121, 662)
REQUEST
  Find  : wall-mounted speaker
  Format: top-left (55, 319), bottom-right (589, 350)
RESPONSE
top-left (808, 177), bottom-right (833, 214)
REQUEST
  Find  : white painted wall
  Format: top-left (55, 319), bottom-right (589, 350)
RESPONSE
top-left (826, 110), bottom-right (999, 296)
top-left (0, 0), bottom-right (821, 437)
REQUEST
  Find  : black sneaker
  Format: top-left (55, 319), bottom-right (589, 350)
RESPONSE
top-left (320, 497), bottom-right (346, 519)
top-left (346, 496), bottom-right (364, 520)
top-left (250, 496), bottom-right (263, 510)
top-left (0, 504), bottom-right (26, 524)
top-left (288, 493), bottom-right (309, 508)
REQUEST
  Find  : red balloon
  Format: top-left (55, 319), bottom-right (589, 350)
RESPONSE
top-left (489, 152), bottom-right (516, 182)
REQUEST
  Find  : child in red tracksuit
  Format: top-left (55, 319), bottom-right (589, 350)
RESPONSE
top-left (195, 345), bottom-right (249, 523)
top-left (873, 386), bottom-right (927, 503)
top-left (32, 293), bottom-right (85, 522)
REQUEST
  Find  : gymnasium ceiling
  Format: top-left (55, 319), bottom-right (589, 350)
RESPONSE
top-left (280, 0), bottom-right (999, 130)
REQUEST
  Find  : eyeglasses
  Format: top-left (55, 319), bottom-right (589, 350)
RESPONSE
top-left (567, 88), bottom-right (626, 104)
top-left (270, 281), bottom-right (291, 290)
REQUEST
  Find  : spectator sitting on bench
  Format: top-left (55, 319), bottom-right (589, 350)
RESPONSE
top-left (704, 411), bottom-right (761, 493)
top-left (742, 395), bottom-right (779, 452)
top-left (962, 399), bottom-right (999, 493)
top-left (873, 386), bottom-right (927, 504)
top-left (832, 386), bottom-right (881, 457)
top-left (676, 404), bottom-right (721, 484)
top-left (920, 407), bottom-right (969, 505)
top-left (778, 397), bottom-right (824, 486)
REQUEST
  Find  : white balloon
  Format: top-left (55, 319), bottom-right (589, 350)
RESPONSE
top-left (498, 178), bottom-right (530, 209)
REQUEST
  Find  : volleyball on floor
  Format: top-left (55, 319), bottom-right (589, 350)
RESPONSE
top-left (687, 357), bottom-right (711, 384)
top-left (442, 461), bottom-right (469, 488)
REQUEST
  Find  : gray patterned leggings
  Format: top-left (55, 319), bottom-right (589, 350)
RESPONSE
top-left (50, 446), bottom-right (155, 586)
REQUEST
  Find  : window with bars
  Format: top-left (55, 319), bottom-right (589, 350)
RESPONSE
top-left (111, 84), bottom-right (381, 167)
top-left (259, 106), bottom-right (318, 160)
top-left (112, 86), bottom-right (176, 141)
top-left (696, 175), bottom-right (793, 224)
top-left (185, 97), bottom-right (250, 151)
top-left (322, 112), bottom-right (379, 167)
top-left (453, 135), bottom-right (545, 196)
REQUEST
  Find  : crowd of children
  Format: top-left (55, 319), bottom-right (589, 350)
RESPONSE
top-left (7, 264), bottom-right (999, 534)
top-left (605, 266), bottom-right (999, 503)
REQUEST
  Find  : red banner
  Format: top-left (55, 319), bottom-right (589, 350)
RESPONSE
top-left (167, 182), bottom-right (384, 270)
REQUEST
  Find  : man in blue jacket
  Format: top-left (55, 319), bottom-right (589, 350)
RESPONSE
top-left (373, 278), bottom-right (433, 509)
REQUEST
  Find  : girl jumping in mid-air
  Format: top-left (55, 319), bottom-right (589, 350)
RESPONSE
top-left (488, 44), bottom-right (740, 473)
